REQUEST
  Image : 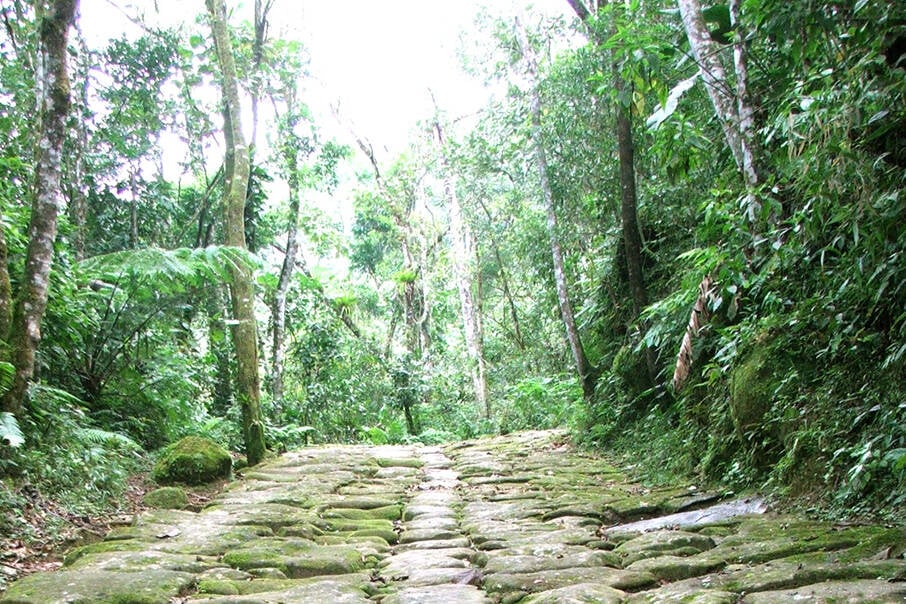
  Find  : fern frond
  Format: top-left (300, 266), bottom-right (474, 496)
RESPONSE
top-left (79, 245), bottom-right (258, 289)
top-left (1, 412), bottom-right (24, 448)
top-left (74, 427), bottom-right (141, 451)
top-left (0, 361), bottom-right (13, 396)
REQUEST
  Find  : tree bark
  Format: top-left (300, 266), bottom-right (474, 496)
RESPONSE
top-left (677, 0), bottom-right (761, 198)
top-left (2, 0), bottom-right (77, 416)
top-left (566, 0), bottom-right (657, 388)
top-left (248, 0), bottom-right (273, 152)
top-left (433, 119), bottom-right (490, 420)
top-left (206, 0), bottom-right (266, 465)
top-left (612, 40), bottom-right (658, 388)
top-left (0, 209), bottom-right (12, 341)
top-left (673, 0), bottom-right (766, 392)
top-left (515, 19), bottom-right (596, 401)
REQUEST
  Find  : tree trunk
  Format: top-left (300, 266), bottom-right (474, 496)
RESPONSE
top-left (566, 0), bottom-right (657, 389)
top-left (2, 0), bottom-right (77, 416)
top-left (206, 0), bottom-right (266, 465)
top-left (515, 19), bottom-right (596, 401)
top-left (673, 0), bottom-right (766, 392)
top-left (129, 166), bottom-right (139, 248)
top-left (270, 133), bottom-right (300, 407)
top-left (248, 0), bottom-right (273, 152)
top-left (677, 0), bottom-right (761, 196)
top-left (0, 209), bottom-right (11, 341)
top-left (613, 52), bottom-right (658, 388)
top-left (476, 197), bottom-right (526, 351)
top-left (433, 119), bottom-right (490, 420)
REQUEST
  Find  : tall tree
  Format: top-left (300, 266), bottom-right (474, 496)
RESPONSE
top-left (566, 0), bottom-right (657, 387)
top-left (270, 77), bottom-right (306, 407)
top-left (2, 0), bottom-right (78, 415)
top-left (515, 19), bottom-right (596, 400)
top-left (433, 116), bottom-right (490, 420)
top-left (677, 0), bottom-right (760, 207)
top-left (206, 0), bottom-right (266, 465)
top-left (673, 0), bottom-right (764, 391)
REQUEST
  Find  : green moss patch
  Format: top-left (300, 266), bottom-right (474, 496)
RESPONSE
top-left (152, 436), bottom-right (231, 485)
top-left (143, 486), bottom-right (188, 509)
top-left (1, 568), bottom-right (194, 604)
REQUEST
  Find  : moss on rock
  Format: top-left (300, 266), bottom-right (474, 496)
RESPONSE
top-left (0, 568), bottom-right (194, 604)
top-left (143, 486), bottom-right (188, 509)
top-left (152, 436), bottom-right (232, 485)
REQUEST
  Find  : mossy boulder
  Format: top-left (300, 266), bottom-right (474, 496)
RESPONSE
top-left (152, 436), bottom-right (231, 485)
top-left (143, 486), bottom-right (188, 509)
top-left (728, 337), bottom-right (791, 465)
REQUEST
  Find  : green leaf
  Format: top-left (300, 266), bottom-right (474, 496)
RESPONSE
top-left (0, 412), bottom-right (24, 448)
top-left (0, 361), bottom-right (13, 395)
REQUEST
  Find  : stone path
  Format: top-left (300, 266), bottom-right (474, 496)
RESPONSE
top-left (2, 430), bottom-right (905, 603)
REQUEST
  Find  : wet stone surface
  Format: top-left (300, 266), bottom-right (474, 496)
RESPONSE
top-left (2, 430), bottom-right (905, 603)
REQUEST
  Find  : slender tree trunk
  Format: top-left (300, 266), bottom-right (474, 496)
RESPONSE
top-left (0, 211), bottom-right (11, 341)
top-left (206, 0), bottom-right (266, 465)
top-left (248, 0), bottom-right (273, 152)
top-left (729, 0), bottom-right (759, 198)
top-left (677, 0), bottom-right (761, 198)
top-left (2, 0), bottom-right (77, 416)
top-left (270, 138), bottom-right (300, 407)
top-left (673, 0), bottom-right (766, 392)
top-left (129, 166), bottom-right (139, 248)
top-left (68, 20), bottom-right (90, 260)
top-left (516, 19), bottom-right (596, 401)
top-left (476, 197), bottom-right (526, 351)
top-left (433, 119), bottom-right (490, 420)
top-left (566, 0), bottom-right (657, 388)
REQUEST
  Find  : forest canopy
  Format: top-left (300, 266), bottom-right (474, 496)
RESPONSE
top-left (0, 0), bottom-right (904, 536)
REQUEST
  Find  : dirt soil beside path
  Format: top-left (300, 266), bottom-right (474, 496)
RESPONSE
top-left (2, 430), bottom-right (905, 603)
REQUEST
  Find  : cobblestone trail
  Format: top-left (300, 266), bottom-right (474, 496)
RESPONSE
top-left (3, 431), bottom-right (905, 603)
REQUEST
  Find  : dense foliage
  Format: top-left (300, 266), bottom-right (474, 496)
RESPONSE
top-left (0, 0), bottom-right (903, 549)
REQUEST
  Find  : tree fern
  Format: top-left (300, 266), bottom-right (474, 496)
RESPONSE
top-left (79, 245), bottom-right (258, 290)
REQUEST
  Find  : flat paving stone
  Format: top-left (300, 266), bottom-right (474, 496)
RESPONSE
top-left (3, 431), bottom-right (905, 604)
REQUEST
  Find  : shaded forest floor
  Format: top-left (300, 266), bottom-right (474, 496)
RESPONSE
top-left (0, 474), bottom-right (225, 591)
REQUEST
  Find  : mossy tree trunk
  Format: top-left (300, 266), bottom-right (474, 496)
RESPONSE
top-left (206, 0), bottom-right (266, 465)
top-left (2, 0), bottom-right (78, 415)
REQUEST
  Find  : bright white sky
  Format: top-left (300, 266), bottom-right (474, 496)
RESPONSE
top-left (81, 0), bottom-right (573, 155)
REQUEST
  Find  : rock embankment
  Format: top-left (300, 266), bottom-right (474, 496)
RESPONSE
top-left (2, 430), bottom-right (905, 603)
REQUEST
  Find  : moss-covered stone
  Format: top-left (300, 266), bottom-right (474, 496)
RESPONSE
top-left (374, 457), bottom-right (424, 468)
top-left (221, 538), bottom-right (365, 578)
top-left (614, 530), bottom-right (715, 565)
top-left (196, 579), bottom-right (241, 595)
top-left (152, 436), bottom-right (231, 485)
top-left (63, 539), bottom-right (145, 566)
top-left (483, 566), bottom-right (656, 596)
top-left (0, 568), bottom-right (195, 604)
top-left (322, 504), bottom-right (402, 521)
top-left (143, 486), bottom-right (189, 509)
top-left (728, 337), bottom-right (791, 465)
